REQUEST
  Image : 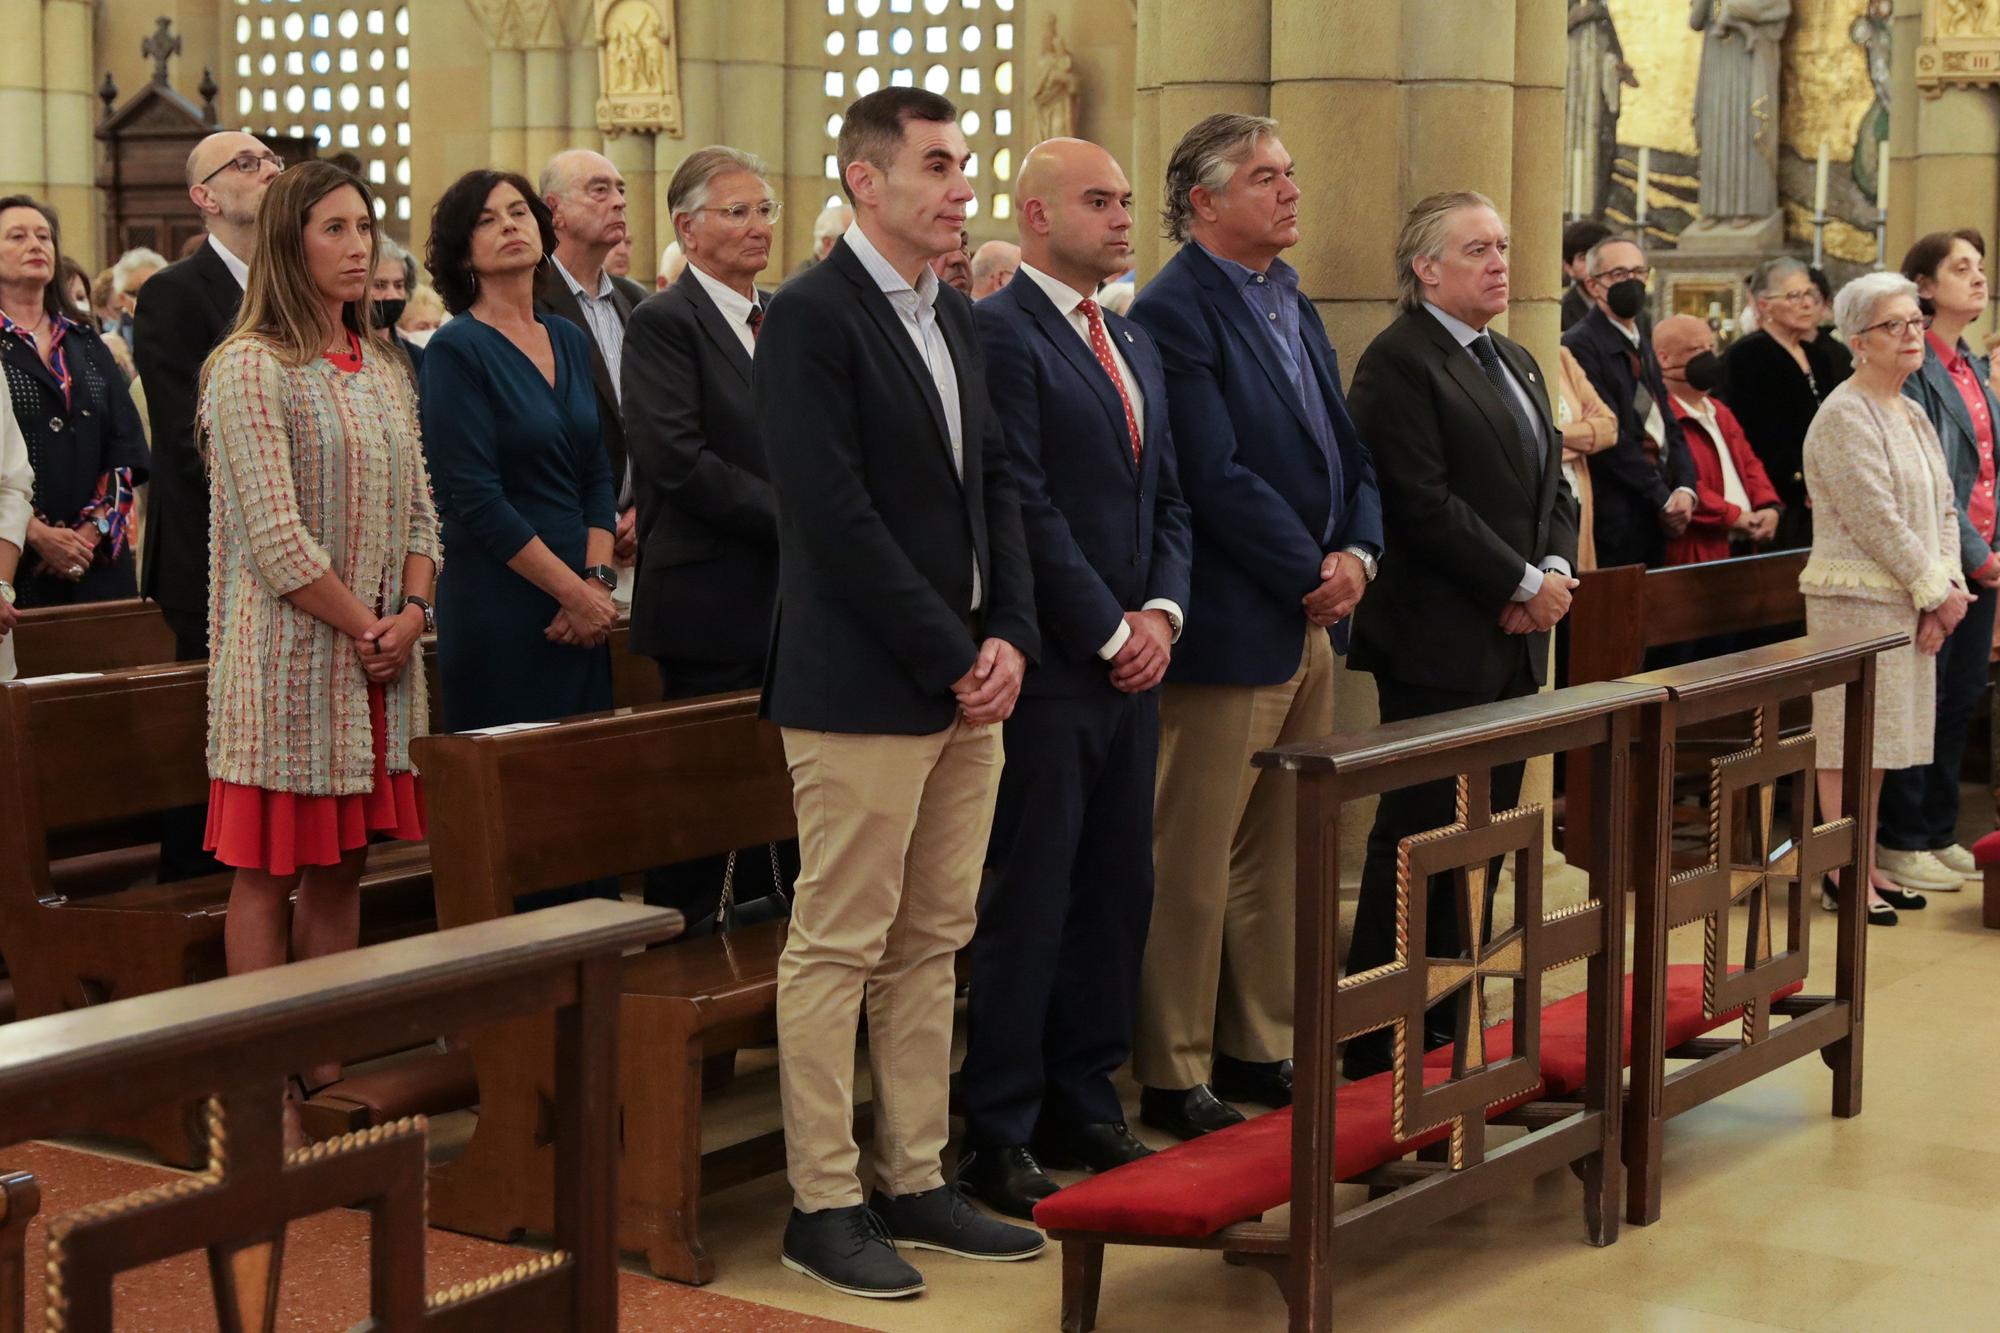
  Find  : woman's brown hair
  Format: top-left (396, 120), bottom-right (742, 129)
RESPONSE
top-left (0, 196), bottom-right (86, 325)
top-left (207, 160), bottom-right (383, 381)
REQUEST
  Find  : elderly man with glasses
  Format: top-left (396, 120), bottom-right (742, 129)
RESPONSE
top-left (1560, 235), bottom-right (1697, 569)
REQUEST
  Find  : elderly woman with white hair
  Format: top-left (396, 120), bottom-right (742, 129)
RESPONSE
top-left (1801, 271), bottom-right (1973, 924)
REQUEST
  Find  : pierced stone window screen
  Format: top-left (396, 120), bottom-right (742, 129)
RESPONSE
top-left (821, 0), bottom-right (1020, 224)
top-left (229, 1), bottom-right (413, 237)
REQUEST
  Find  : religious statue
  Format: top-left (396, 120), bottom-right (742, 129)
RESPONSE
top-left (595, 0), bottom-right (682, 137)
top-left (1564, 1), bottom-right (1637, 219)
top-left (1687, 0), bottom-right (1791, 226)
top-left (1848, 0), bottom-right (1892, 201)
top-left (1031, 17), bottom-right (1081, 143)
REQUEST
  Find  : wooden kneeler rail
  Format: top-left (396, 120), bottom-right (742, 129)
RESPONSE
top-left (1039, 681), bottom-right (1659, 1333)
top-left (413, 692), bottom-right (797, 1284)
top-left (1621, 631), bottom-right (1898, 1225)
top-left (0, 900), bottom-right (680, 1333)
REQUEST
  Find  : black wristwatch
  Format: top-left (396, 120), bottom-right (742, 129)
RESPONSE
top-left (584, 564), bottom-right (618, 591)
top-left (401, 594), bottom-right (435, 635)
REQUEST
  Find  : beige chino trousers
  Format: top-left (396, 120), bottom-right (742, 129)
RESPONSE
top-left (1133, 628), bottom-right (1336, 1090)
top-left (776, 718), bottom-right (1003, 1211)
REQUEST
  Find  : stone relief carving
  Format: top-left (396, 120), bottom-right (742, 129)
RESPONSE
top-left (1918, 0), bottom-right (2000, 94)
top-left (595, 0), bottom-right (682, 136)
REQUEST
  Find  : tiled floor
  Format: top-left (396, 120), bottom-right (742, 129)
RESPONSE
top-left (18, 836), bottom-right (1995, 1329)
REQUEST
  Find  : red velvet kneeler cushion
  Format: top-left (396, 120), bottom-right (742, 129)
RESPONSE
top-left (1033, 1064), bottom-right (1546, 1240)
top-left (1974, 830), bottom-right (2000, 868)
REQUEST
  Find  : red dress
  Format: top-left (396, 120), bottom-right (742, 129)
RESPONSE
top-left (203, 333), bottom-right (427, 876)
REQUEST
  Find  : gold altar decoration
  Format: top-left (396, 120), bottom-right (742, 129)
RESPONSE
top-left (595, 0), bottom-right (683, 137)
top-left (1916, 0), bottom-right (2000, 96)
top-left (1605, 0), bottom-right (1701, 158)
top-left (1781, 0), bottom-right (1874, 160)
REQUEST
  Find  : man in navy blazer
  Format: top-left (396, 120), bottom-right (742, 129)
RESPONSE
top-left (755, 88), bottom-right (1043, 1299)
top-left (956, 138), bottom-right (1193, 1218)
top-left (1125, 114), bottom-right (1384, 1140)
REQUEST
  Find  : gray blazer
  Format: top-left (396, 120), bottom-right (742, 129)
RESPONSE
top-left (1904, 336), bottom-right (2000, 576)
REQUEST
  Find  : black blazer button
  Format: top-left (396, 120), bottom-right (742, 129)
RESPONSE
top-left (47, 416), bottom-right (62, 433)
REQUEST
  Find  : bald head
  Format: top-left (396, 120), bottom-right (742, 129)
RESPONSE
top-left (1013, 137), bottom-right (1135, 294)
top-left (970, 240), bottom-right (1019, 298)
top-left (1654, 314), bottom-right (1718, 400)
top-left (540, 148), bottom-right (628, 260)
top-left (186, 131), bottom-right (265, 189)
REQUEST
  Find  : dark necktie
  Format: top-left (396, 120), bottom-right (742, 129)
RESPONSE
top-left (747, 304), bottom-right (763, 341)
top-left (1470, 333), bottom-right (1541, 484)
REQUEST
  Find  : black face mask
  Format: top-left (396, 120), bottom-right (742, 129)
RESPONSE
top-left (372, 298), bottom-right (406, 331)
top-left (1681, 350), bottom-right (1726, 393)
top-left (1605, 278), bottom-right (1647, 321)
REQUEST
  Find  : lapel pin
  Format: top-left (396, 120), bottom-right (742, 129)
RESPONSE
top-left (1528, 371), bottom-right (1538, 383)
top-left (1123, 331), bottom-right (1134, 343)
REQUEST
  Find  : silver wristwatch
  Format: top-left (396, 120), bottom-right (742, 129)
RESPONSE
top-left (1343, 546), bottom-right (1379, 582)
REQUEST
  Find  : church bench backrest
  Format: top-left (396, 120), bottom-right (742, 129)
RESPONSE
top-left (1568, 549), bottom-right (1808, 685)
top-left (413, 692), bottom-right (792, 926)
top-left (0, 900), bottom-right (677, 1331)
top-left (10, 600), bottom-right (182, 679)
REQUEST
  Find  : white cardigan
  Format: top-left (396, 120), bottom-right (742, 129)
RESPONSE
top-left (0, 393), bottom-right (35, 681)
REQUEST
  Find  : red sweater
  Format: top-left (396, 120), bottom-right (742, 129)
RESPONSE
top-left (1666, 393), bottom-right (1783, 565)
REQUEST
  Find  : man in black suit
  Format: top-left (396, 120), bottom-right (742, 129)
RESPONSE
top-left (134, 130), bottom-right (282, 662)
top-left (537, 148), bottom-right (642, 586)
top-left (955, 137), bottom-right (1193, 1219)
top-left (622, 144), bottom-right (793, 928)
top-left (756, 87), bottom-right (1043, 1299)
top-left (1343, 192), bottom-right (1581, 1079)
top-left (132, 130), bottom-right (282, 883)
top-left (1561, 235), bottom-right (1696, 568)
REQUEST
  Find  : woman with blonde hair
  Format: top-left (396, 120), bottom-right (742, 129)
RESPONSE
top-left (199, 161), bottom-right (441, 1144)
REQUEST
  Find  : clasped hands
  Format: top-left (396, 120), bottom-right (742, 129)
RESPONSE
top-left (953, 636), bottom-right (1027, 725)
top-left (546, 578), bottom-right (617, 647)
top-left (1916, 582), bottom-right (1976, 657)
top-left (1499, 569), bottom-right (1578, 635)
top-left (1730, 507), bottom-right (1779, 544)
top-left (355, 603), bottom-right (426, 684)
top-left (1658, 488), bottom-right (1695, 538)
top-left (1108, 609), bottom-right (1173, 694)
top-left (1302, 550), bottom-right (1367, 628)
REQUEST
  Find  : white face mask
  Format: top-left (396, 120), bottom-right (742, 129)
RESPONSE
top-left (401, 326), bottom-right (435, 348)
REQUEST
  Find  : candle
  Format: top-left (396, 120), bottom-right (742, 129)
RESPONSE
top-left (1572, 147), bottom-right (1585, 217)
top-left (1636, 146), bottom-right (1650, 228)
top-left (1813, 140), bottom-right (1829, 218)
top-left (1877, 139), bottom-right (1891, 220)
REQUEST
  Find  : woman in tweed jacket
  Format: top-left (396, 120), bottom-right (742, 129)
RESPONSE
top-left (200, 163), bottom-right (440, 1144)
top-left (1801, 272), bottom-right (1972, 925)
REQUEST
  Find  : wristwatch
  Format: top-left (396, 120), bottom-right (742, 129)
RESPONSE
top-left (0, 580), bottom-right (14, 605)
top-left (584, 564), bottom-right (618, 592)
top-left (401, 594), bottom-right (435, 635)
top-left (1343, 545), bottom-right (1379, 582)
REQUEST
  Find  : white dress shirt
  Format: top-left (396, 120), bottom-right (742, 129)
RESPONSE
top-left (208, 233), bottom-right (249, 289)
top-left (1016, 262), bottom-right (1184, 660)
top-left (1681, 393), bottom-right (1751, 512)
top-left (1420, 302), bottom-right (1571, 602)
top-left (687, 261), bottom-right (760, 360)
top-left (843, 221), bottom-right (978, 609)
top-left (1613, 315), bottom-right (1697, 517)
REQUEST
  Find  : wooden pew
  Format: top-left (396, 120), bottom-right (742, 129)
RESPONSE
top-left (0, 899), bottom-right (679, 1332)
top-left (1620, 631), bottom-right (1894, 1225)
top-left (1037, 681), bottom-right (1656, 1331)
top-left (10, 599), bottom-right (182, 679)
top-left (413, 693), bottom-right (795, 1284)
top-left (0, 665), bottom-right (439, 1162)
top-left (1564, 550), bottom-right (1810, 870)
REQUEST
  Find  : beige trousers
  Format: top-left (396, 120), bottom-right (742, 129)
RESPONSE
top-left (776, 719), bottom-right (1003, 1211)
top-left (1133, 629), bottom-right (1336, 1090)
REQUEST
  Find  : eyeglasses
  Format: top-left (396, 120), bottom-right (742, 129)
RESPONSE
top-left (198, 150), bottom-right (284, 186)
top-left (1592, 265), bottom-right (1651, 284)
top-left (695, 200), bottom-right (783, 227)
top-left (1763, 289), bottom-right (1820, 305)
top-left (1855, 314), bottom-right (1933, 340)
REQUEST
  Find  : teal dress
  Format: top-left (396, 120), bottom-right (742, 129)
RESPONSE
top-left (421, 314), bottom-right (616, 733)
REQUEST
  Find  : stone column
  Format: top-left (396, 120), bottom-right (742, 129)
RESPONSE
top-left (0, 0), bottom-right (46, 203)
top-left (43, 0), bottom-right (96, 266)
top-left (606, 132), bottom-right (656, 283)
top-left (488, 49), bottom-right (528, 176)
top-left (1131, 0), bottom-right (1270, 282)
top-left (1890, 0), bottom-right (1999, 342)
top-left (522, 45), bottom-right (570, 178)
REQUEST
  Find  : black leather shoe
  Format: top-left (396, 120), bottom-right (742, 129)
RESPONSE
top-left (1138, 1084), bottom-right (1246, 1140)
top-left (781, 1205), bottom-right (925, 1299)
top-left (869, 1184), bottom-right (1045, 1260)
top-left (1031, 1120), bottom-right (1155, 1173)
top-left (955, 1146), bottom-right (1060, 1220)
top-left (1212, 1056), bottom-right (1294, 1108)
